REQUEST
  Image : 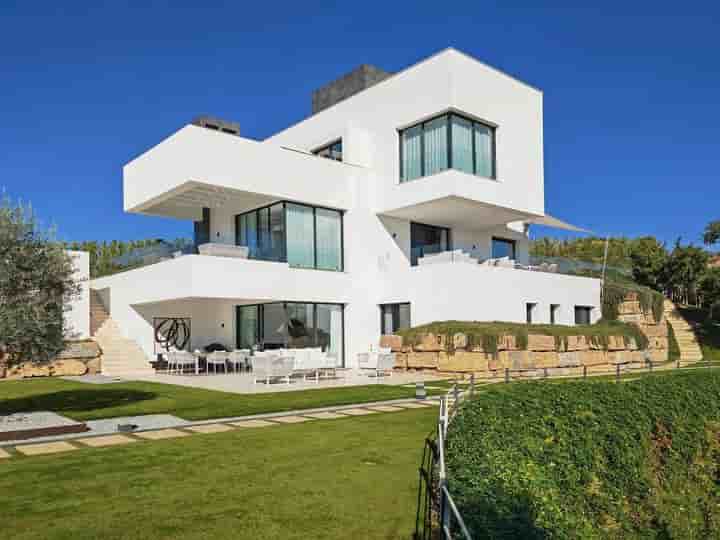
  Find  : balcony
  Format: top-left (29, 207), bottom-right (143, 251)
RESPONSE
top-left (123, 125), bottom-right (363, 220)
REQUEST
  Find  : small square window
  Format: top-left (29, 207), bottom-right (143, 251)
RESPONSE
top-left (574, 306), bottom-right (592, 325)
top-left (550, 304), bottom-right (560, 324)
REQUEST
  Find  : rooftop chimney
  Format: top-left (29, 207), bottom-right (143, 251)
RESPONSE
top-left (311, 64), bottom-right (393, 114)
top-left (191, 116), bottom-right (241, 136)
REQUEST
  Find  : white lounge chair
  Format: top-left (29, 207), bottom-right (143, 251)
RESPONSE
top-left (206, 351), bottom-right (228, 374)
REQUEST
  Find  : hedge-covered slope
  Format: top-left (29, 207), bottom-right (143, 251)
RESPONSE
top-left (446, 372), bottom-right (720, 539)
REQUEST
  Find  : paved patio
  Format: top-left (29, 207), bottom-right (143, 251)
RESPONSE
top-left (127, 369), bottom-right (446, 394)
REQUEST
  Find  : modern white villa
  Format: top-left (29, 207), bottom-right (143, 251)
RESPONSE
top-left (91, 48), bottom-right (601, 373)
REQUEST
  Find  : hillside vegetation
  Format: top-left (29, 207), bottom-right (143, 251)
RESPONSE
top-left (446, 371), bottom-right (720, 539)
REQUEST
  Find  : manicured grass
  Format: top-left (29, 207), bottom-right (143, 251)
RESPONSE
top-left (0, 408), bottom-right (436, 540)
top-left (0, 378), bottom-right (441, 421)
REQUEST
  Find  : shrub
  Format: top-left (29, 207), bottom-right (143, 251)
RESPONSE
top-left (446, 371), bottom-right (720, 539)
top-left (711, 301), bottom-right (720, 323)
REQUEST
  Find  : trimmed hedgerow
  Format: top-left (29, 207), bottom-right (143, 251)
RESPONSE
top-left (445, 371), bottom-right (720, 539)
top-left (602, 281), bottom-right (664, 323)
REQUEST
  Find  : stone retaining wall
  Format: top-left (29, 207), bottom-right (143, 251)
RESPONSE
top-left (1, 341), bottom-right (102, 379)
top-left (385, 294), bottom-right (668, 378)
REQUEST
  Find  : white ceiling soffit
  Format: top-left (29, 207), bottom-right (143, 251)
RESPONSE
top-left (523, 214), bottom-right (592, 234)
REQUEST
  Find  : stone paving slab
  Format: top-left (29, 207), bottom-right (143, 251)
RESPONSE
top-left (272, 415), bottom-right (311, 424)
top-left (135, 429), bottom-right (190, 440)
top-left (366, 405), bottom-right (406, 413)
top-left (418, 400), bottom-right (441, 406)
top-left (15, 441), bottom-right (78, 456)
top-left (0, 448), bottom-right (11, 459)
top-left (230, 420), bottom-right (277, 428)
top-left (394, 402), bottom-right (430, 409)
top-left (185, 424), bottom-right (234, 434)
top-left (76, 435), bottom-right (137, 447)
top-left (304, 412), bottom-right (347, 420)
top-left (339, 408), bottom-right (377, 416)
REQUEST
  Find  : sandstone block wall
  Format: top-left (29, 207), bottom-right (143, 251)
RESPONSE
top-left (1, 340), bottom-right (102, 379)
top-left (387, 293), bottom-right (669, 377)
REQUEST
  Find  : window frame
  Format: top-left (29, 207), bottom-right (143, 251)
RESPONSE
top-left (235, 201), bottom-right (344, 271)
top-left (574, 306), bottom-right (593, 325)
top-left (312, 139), bottom-right (343, 162)
top-left (380, 303), bottom-right (411, 335)
top-left (236, 302), bottom-right (345, 366)
top-left (399, 111), bottom-right (496, 182)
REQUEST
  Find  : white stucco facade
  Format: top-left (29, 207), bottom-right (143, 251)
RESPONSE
top-left (66, 250), bottom-right (90, 339)
top-left (93, 48), bottom-right (601, 367)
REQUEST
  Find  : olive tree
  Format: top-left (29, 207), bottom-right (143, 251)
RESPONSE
top-left (0, 195), bottom-right (80, 368)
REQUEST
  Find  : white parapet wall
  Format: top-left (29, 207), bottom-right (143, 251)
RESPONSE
top-left (65, 250), bottom-right (90, 339)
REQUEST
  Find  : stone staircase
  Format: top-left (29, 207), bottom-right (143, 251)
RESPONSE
top-left (90, 289), bottom-right (154, 376)
top-left (664, 300), bottom-right (704, 365)
top-left (94, 319), bottom-right (155, 376)
top-left (90, 289), bottom-right (109, 336)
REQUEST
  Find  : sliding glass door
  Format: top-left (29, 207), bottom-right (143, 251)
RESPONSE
top-left (410, 222), bottom-right (450, 266)
top-left (236, 302), bottom-right (345, 366)
top-left (236, 202), bottom-right (343, 271)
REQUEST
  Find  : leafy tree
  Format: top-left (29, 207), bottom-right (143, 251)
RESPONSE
top-left (664, 241), bottom-right (710, 305)
top-left (700, 267), bottom-right (720, 307)
top-left (629, 236), bottom-right (668, 291)
top-left (0, 195), bottom-right (80, 368)
top-left (704, 220), bottom-right (720, 246)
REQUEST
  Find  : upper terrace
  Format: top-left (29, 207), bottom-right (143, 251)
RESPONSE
top-left (123, 124), bottom-right (363, 220)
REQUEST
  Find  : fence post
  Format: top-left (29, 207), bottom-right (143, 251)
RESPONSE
top-left (453, 383), bottom-right (460, 407)
top-left (583, 365), bottom-right (587, 379)
top-left (616, 363), bottom-right (620, 382)
top-left (505, 368), bottom-right (509, 383)
top-left (469, 373), bottom-right (475, 397)
top-left (543, 367), bottom-right (548, 379)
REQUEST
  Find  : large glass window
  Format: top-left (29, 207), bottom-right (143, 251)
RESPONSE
top-left (236, 302), bottom-right (345, 366)
top-left (400, 112), bottom-right (496, 182)
top-left (286, 203), bottom-right (315, 269)
top-left (492, 237), bottom-right (516, 260)
top-left (380, 303), bottom-right (411, 334)
top-left (315, 208), bottom-right (342, 271)
top-left (236, 202), bottom-right (343, 271)
top-left (411, 222), bottom-right (450, 266)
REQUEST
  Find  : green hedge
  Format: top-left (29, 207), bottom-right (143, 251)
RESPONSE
top-left (602, 281), bottom-right (664, 322)
top-left (396, 320), bottom-right (648, 356)
top-left (446, 371), bottom-right (720, 539)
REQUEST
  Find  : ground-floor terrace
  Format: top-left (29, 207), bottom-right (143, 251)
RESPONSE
top-left (90, 252), bottom-right (602, 373)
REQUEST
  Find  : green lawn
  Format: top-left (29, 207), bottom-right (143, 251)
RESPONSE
top-left (0, 408), bottom-right (436, 540)
top-left (0, 378), bottom-right (440, 421)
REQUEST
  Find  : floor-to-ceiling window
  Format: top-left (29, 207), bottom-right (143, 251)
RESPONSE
top-left (400, 112), bottom-right (496, 182)
top-left (491, 237), bottom-right (516, 260)
top-left (236, 302), bottom-right (345, 366)
top-left (410, 222), bottom-right (450, 266)
top-left (235, 202), bottom-right (343, 271)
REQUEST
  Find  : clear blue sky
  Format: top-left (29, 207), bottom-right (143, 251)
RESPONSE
top-left (1, 1), bottom-right (718, 247)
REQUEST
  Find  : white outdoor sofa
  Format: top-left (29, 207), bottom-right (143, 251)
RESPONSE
top-left (250, 353), bottom-right (295, 385)
top-left (250, 348), bottom-right (342, 384)
top-left (197, 243), bottom-right (249, 258)
top-left (357, 347), bottom-right (396, 377)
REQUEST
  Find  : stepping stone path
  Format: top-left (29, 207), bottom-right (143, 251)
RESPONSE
top-left (366, 405), bottom-right (405, 413)
top-left (77, 435), bottom-right (136, 447)
top-left (135, 429), bottom-right (190, 440)
top-left (0, 399), bottom-right (440, 460)
top-left (15, 441), bottom-right (77, 456)
top-left (304, 412), bottom-right (347, 420)
top-left (230, 420), bottom-right (276, 428)
top-left (186, 424), bottom-right (234, 434)
top-left (340, 408), bottom-right (377, 416)
top-left (272, 415), bottom-right (311, 424)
